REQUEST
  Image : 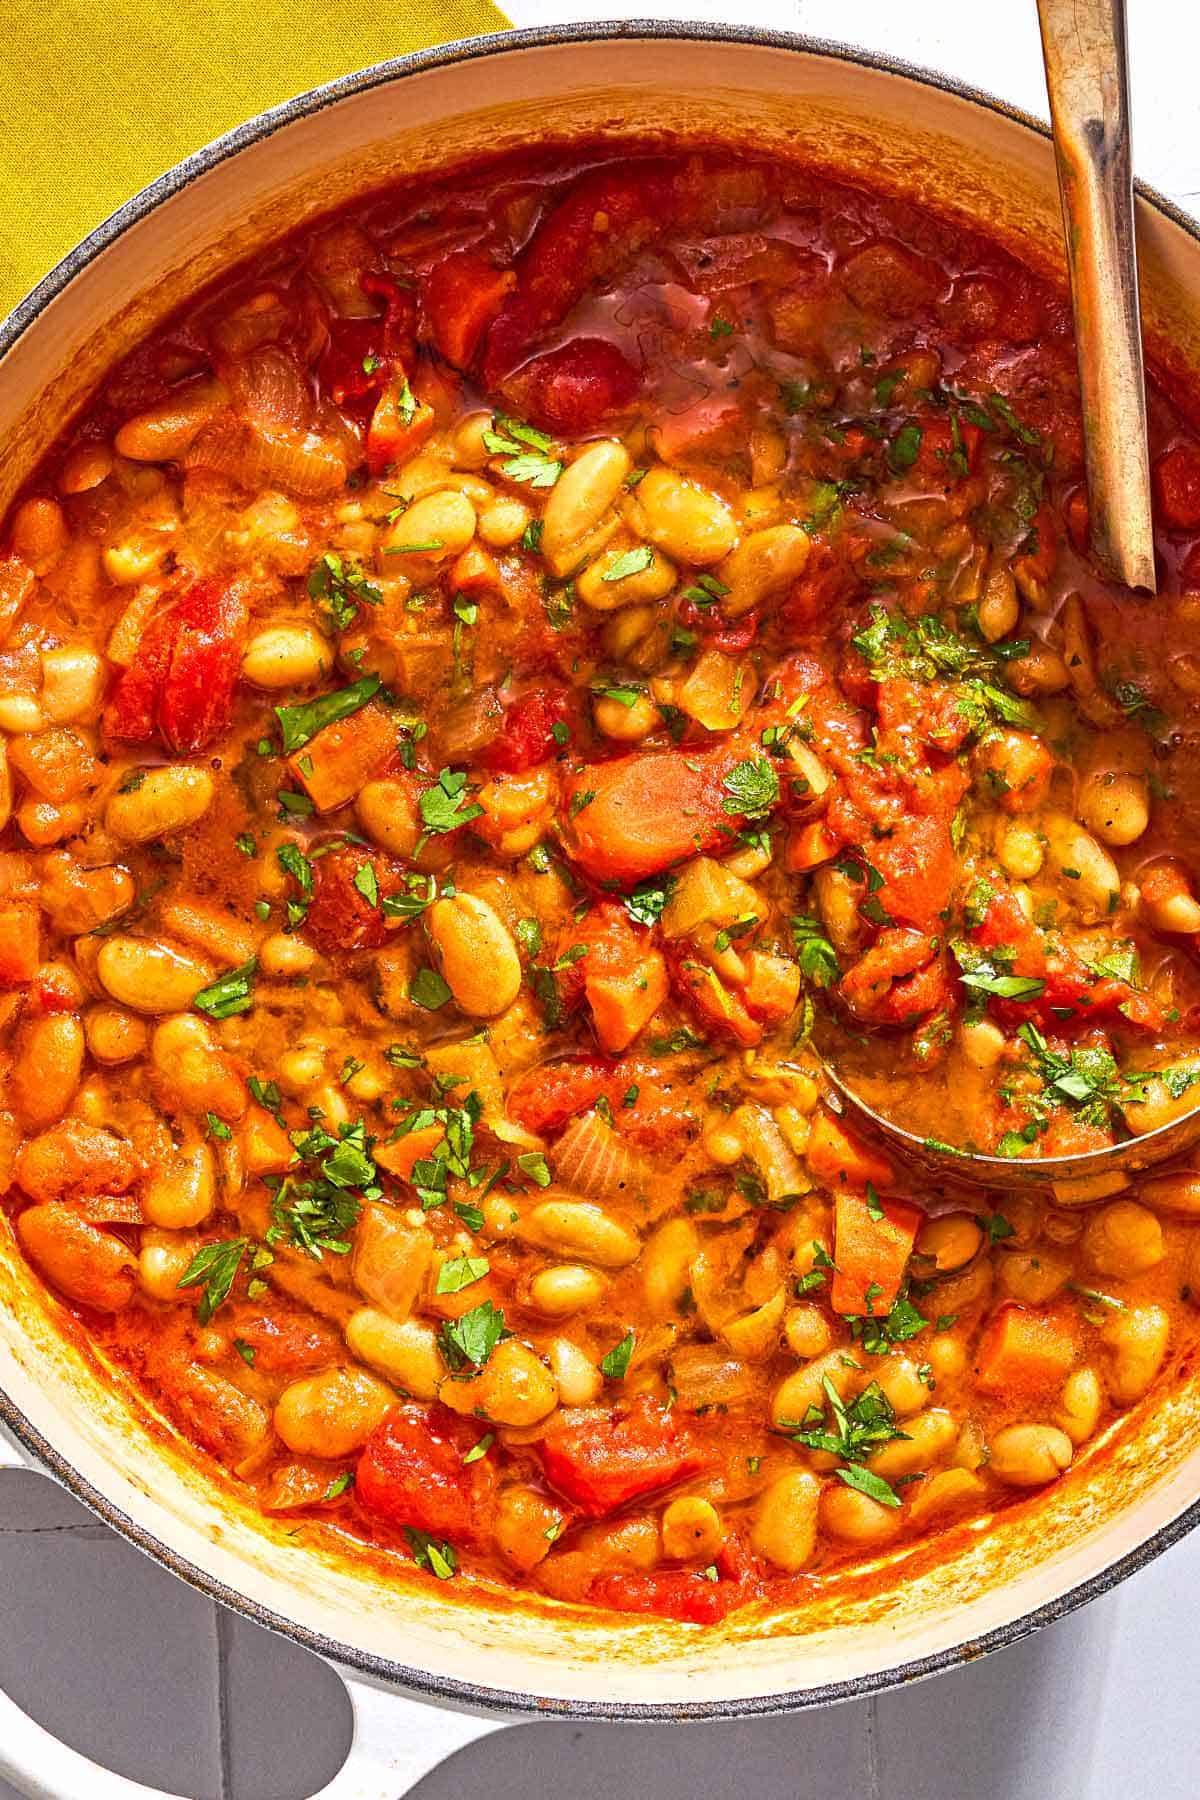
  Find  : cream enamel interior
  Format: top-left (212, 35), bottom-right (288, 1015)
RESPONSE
top-left (4, 30), bottom-right (1200, 1710)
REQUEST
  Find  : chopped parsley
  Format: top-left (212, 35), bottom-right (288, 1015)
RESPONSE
top-left (438, 1299), bottom-right (511, 1373)
top-left (599, 1329), bottom-right (636, 1380)
top-left (176, 1238), bottom-right (248, 1323)
top-left (193, 958), bottom-right (258, 1021)
top-left (275, 675), bottom-right (381, 754)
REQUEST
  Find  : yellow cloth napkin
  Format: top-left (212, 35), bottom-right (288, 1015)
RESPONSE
top-left (1, 0), bottom-right (509, 318)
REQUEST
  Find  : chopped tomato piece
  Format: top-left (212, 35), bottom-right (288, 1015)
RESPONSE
top-left (107, 577), bottom-right (250, 755)
top-left (0, 905), bottom-right (40, 985)
top-left (515, 337), bottom-right (642, 436)
top-left (587, 1567), bottom-right (736, 1623)
top-left (540, 1397), bottom-right (704, 1517)
top-left (302, 845), bottom-right (401, 953)
top-left (231, 1308), bottom-right (341, 1375)
top-left (480, 684), bottom-right (572, 773)
top-left (357, 1404), bottom-right (496, 1544)
top-left (1154, 443), bottom-right (1200, 530)
top-left (830, 1188), bottom-right (922, 1316)
top-left (506, 1059), bottom-right (619, 1137)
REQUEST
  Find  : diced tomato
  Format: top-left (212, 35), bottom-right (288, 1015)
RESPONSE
top-left (302, 845), bottom-right (402, 953)
top-left (231, 1308), bottom-right (341, 1375)
top-left (741, 951), bottom-right (802, 1024)
top-left (106, 577), bottom-right (249, 755)
top-left (867, 815), bottom-right (958, 934)
top-left (652, 393), bottom-right (746, 464)
top-left (587, 1566), bottom-right (735, 1624)
top-left (667, 944), bottom-right (762, 1048)
top-left (676, 595), bottom-right (760, 653)
top-left (366, 382), bottom-right (434, 475)
top-left (316, 271), bottom-right (417, 407)
top-left (540, 1396), bottom-right (704, 1517)
top-left (506, 1058), bottom-right (619, 1137)
top-left (905, 414), bottom-right (983, 484)
top-left (357, 1404), bottom-right (495, 1544)
top-left (975, 1303), bottom-right (1078, 1395)
top-left (555, 902), bottom-right (668, 1055)
top-left (509, 337), bottom-right (642, 437)
top-left (562, 747), bottom-right (751, 884)
top-left (0, 906), bottom-right (40, 985)
top-left (838, 928), bottom-right (950, 1026)
top-left (424, 250), bottom-right (515, 368)
top-left (830, 1187), bottom-right (922, 1316)
top-left (480, 684), bottom-right (572, 773)
top-left (805, 1110), bottom-right (895, 1191)
top-left (482, 162), bottom-right (676, 386)
top-left (1154, 443), bottom-right (1200, 530)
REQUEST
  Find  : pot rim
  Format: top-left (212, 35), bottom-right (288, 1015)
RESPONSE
top-left (3, 16), bottom-right (1200, 1722)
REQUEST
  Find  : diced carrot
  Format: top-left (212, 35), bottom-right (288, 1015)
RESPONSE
top-left (242, 1106), bottom-right (295, 1176)
top-left (0, 905), bottom-right (40, 985)
top-left (742, 951), bottom-right (802, 1022)
top-left (805, 1110), bottom-right (895, 1191)
top-left (586, 953), bottom-right (668, 1055)
top-left (562, 749), bottom-right (742, 884)
top-left (375, 1124), bottom-right (445, 1183)
top-left (289, 704), bottom-right (396, 812)
top-left (785, 818), bottom-right (842, 872)
top-left (366, 385), bottom-right (434, 476)
top-left (424, 250), bottom-right (516, 368)
top-left (450, 543), bottom-right (501, 594)
top-left (830, 1188), bottom-right (921, 1316)
top-left (975, 1303), bottom-right (1078, 1395)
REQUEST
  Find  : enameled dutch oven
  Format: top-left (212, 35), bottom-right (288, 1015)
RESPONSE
top-left (4, 24), bottom-right (1200, 1799)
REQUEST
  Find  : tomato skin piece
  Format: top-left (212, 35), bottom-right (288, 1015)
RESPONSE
top-left (357, 1404), bottom-right (496, 1544)
top-left (562, 749), bottom-right (745, 884)
top-left (424, 250), bottom-right (515, 369)
top-left (555, 902), bottom-right (668, 1054)
top-left (587, 1567), bottom-right (734, 1623)
top-left (302, 845), bottom-right (402, 954)
top-left (1154, 443), bottom-right (1200, 530)
top-left (317, 272), bottom-right (417, 407)
top-left (230, 1308), bottom-right (341, 1376)
top-left (506, 1058), bottom-right (619, 1136)
top-left (107, 577), bottom-right (249, 755)
top-left (0, 906), bottom-right (40, 985)
top-left (540, 1397), bottom-right (704, 1517)
top-left (480, 684), bottom-right (572, 773)
top-left (511, 338), bottom-right (642, 436)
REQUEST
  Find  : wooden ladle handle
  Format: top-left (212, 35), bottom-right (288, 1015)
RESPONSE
top-left (1037, 0), bottom-right (1156, 592)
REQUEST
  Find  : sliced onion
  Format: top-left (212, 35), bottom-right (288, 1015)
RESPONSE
top-left (554, 1109), bottom-right (647, 1201)
top-left (185, 419), bottom-right (347, 498)
top-left (223, 346), bottom-right (310, 430)
top-left (435, 686), bottom-right (504, 764)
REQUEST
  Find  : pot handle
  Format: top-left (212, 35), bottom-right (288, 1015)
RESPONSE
top-left (0, 1437), bottom-right (514, 1799)
top-left (0, 1672), bottom-right (510, 1800)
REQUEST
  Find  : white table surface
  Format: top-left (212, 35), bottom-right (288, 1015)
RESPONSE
top-left (5, 4), bottom-right (1200, 1796)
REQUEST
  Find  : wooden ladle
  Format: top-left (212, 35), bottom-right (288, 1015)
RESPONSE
top-left (1037, 0), bottom-right (1156, 591)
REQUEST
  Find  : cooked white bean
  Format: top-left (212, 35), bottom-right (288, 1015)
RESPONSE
top-left (1078, 770), bottom-right (1150, 847)
top-left (529, 1264), bottom-right (607, 1317)
top-left (241, 624), bottom-right (332, 689)
top-left (105, 765), bottom-right (214, 843)
top-left (717, 525), bottom-right (810, 617)
top-left (750, 1470), bottom-right (819, 1571)
top-left (382, 490), bottom-right (476, 562)
top-left (40, 647), bottom-right (105, 723)
top-left (989, 1423), bottom-right (1073, 1487)
top-left (541, 441), bottom-right (631, 573)
top-left (634, 466), bottom-right (737, 566)
top-left (97, 938), bottom-right (213, 1014)
top-left (522, 1199), bottom-right (640, 1268)
top-left (425, 892), bottom-right (521, 1017)
top-left (143, 1142), bottom-right (216, 1229)
top-left (345, 1310), bottom-right (441, 1398)
top-left (274, 1367), bottom-right (393, 1458)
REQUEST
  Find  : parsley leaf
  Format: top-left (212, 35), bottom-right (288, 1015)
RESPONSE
top-left (722, 758), bottom-right (780, 819)
top-left (438, 1300), bottom-right (511, 1372)
top-left (791, 915), bottom-right (841, 988)
top-left (624, 877), bottom-right (675, 928)
top-left (417, 767), bottom-right (483, 836)
top-left (275, 675), bottom-right (381, 754)
top-left (176, 1238), bottom-right (248, 1323)
top-left (599, 1329), bottom-right (636, 1380)
top-left (604, 546), bottom-right (655, 583)
top-left (436, 1255), bottom-right (491, 1294)
top-left (193, 958), bottom-right (258, 1021)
